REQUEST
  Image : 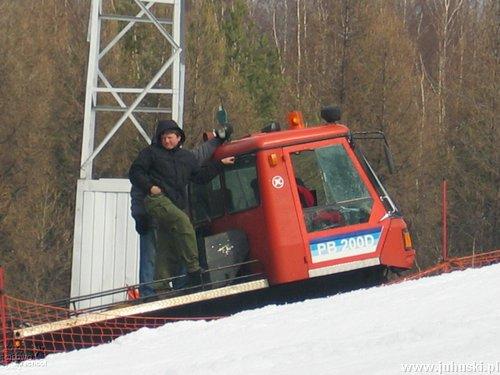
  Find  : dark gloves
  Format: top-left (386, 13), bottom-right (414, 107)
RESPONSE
top-left (215, 123), bottom-right (233, 141)
top-left (133, 214), bottom-right (151, 235)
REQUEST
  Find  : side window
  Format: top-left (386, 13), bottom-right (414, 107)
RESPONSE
top-left (224, 154), bottom-right (260, 213)
top-left (190, 176), bottom-right (225, 224)
top-left (189, 154), bottom-right (260, 223)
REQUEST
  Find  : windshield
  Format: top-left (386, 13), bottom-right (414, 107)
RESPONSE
top-left (290, 144), bottom-right (373, 232)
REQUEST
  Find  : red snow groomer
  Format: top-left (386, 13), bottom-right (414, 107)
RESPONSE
top-left (192, 106), bottom-right (415, 290)
top-left (7, 107), bottom-right (415, 360)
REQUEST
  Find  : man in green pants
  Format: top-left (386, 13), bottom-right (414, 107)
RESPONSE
top-left (129, 120), bottom-right (234, 288)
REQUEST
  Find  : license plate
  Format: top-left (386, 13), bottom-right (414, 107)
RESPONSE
top-left (309, 228), bottom-right (382, 263)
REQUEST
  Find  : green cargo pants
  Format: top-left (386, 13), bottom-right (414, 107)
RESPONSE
top-left (144, 194), bottom-right (200, 280)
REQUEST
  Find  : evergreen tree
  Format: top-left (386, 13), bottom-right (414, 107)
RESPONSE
top-left (219, 0), bottom-right (283, 123)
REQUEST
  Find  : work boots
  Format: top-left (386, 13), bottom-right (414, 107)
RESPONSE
top-left (185, 269), bottom-right (203, 289)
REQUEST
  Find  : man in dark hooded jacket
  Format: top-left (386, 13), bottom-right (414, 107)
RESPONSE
top-left (130, 124), bottom-right (231, 297)
top-left (129, 120), bottom-right (234, 290)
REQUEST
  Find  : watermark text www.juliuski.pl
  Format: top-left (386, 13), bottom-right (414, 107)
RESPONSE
top-left (401, 361), bottom-right (500, 374)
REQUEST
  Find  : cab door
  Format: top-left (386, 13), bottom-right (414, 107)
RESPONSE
top-left (283, 137), bottom-right (388, 277)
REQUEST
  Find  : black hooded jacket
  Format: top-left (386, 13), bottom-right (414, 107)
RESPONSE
top-left (129, 120), bottom-right (223, 210)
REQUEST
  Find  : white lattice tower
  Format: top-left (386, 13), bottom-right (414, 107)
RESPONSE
top-left (71, 0), bottom-right (185, 308)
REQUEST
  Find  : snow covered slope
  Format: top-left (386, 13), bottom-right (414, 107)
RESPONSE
top-left (2, 264), bottom-right (500, 375)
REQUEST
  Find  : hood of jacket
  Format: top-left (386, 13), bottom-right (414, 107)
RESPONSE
top-left (153, 119), bottom-right (186, 145)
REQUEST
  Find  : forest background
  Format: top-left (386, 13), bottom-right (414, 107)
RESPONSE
top-left (0, 0), bottom-right (497, 301)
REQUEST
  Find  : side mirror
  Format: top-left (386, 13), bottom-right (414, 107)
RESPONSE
top-left (383, 143), bottom-right (395, 174)
top-left (352, 131), bottom-right (396, 174)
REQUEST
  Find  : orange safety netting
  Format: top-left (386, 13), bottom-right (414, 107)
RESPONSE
top-left (0, 291), bottom-right (220, 365)
top-left (394, 249), bottom-right (500, 282)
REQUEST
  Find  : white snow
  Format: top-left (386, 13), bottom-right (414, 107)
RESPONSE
top-left (2, 264), bottom-right (500, 375)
